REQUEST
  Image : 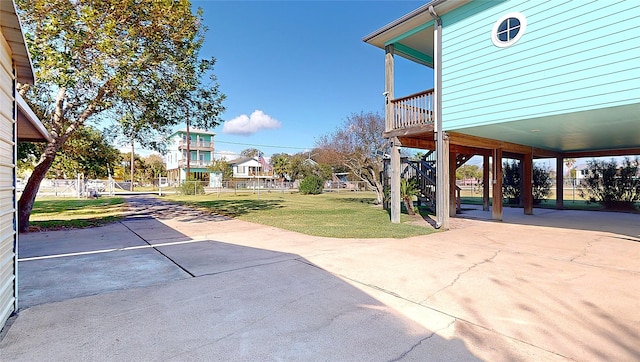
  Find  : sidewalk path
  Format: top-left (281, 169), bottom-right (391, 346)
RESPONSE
top-left (2, 195), bottom-right (639, 361)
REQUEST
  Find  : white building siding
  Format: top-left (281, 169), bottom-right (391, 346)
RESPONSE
top-left (0, 28), bottom-right (17, 329)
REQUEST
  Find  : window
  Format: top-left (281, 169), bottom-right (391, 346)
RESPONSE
top-left (491, 12), bottom-right (527, 48)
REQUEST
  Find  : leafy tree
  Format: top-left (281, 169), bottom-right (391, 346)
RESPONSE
top-left (316, 111), bottom-right (387, 204)
top-left (140, 154), bottom-right (166, 184)
top-left (502, 160), bottom-right (553, 204)
top-left (48, 126), bottom-right (121, 179)
top-left (241, 148), bottom-right (261, 158)
top-left (456, 164), bottom-right (482, 181)
top-left (400, 178), bottom-right (419, 215)
top-left (18, 126), bottom-right (120, 180)
top-left (579, 157), bottom-right (640, 210)
top-left (271, 153), bottom-right (291, 182)
top-left (15, 0), bottom-right (225, 231)
top-left (208, 159), bottom-right (233, 181)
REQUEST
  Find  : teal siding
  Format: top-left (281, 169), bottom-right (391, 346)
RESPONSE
top-left (441, 0), bottom-right (640, 130)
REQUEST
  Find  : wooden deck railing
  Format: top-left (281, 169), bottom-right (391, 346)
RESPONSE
top-left (390, 89), bottom-right (434, 131)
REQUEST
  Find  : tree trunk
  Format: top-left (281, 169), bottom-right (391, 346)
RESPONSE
top-left (403, 197), bottom-right (415, 215)
top-left (18, 141), bottom-right (58, 232)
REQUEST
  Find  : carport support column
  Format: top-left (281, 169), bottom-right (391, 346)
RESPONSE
top-left (492, 148), bottom-right (503, 221)
top-left (449, 147), bottom-right (457, 217)
top-left (432, 6), bottom-right (449, 229)
top-left (523, 152), bottom-right (533, 215)
top-left (482, 154), bottom-right (490, 211)
top-left (556, 156), bottom-right (564, 210)
top-left (390, 138), bottom-right (401, 224)
top-left (385, 44), bottom-right (401, 224)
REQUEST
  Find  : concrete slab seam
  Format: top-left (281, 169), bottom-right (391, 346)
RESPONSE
top-left (118, 220), bottom-right (196, 278)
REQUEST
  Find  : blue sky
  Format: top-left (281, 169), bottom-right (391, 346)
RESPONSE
top-left (189, 0), bottom-right (431, 159)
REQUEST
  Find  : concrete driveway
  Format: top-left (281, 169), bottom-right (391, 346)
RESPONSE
top-left (1, 196), bottom-right (639, 361)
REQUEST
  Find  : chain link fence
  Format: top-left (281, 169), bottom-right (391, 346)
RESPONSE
top-left (29, 178), bottom-right (375, 198)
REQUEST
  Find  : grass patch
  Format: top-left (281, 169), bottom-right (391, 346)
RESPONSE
top-left (30, 197), bottom-right (126, 230)
top-left (164, 191), bottom-right (434, 238)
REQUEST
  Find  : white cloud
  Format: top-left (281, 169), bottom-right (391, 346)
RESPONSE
top-left (222, 110), bottom-right (281, 135)
top-left (216, 150), bottom-right (240, 161)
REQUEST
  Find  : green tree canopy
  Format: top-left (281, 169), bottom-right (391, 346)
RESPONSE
top-left (16, 0), bottom-right (225, 231)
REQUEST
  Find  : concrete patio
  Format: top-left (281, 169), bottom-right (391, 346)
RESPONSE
top-left (1, 196), bottom-right (639, 361)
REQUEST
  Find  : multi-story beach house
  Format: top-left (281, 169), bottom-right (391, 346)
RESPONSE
top-left (364, 0), bottom-right (640, 228)
top-left (165, 129), bottom-right (216, 185)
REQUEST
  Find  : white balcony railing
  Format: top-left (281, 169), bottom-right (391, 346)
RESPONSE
top-left (178, 140), bottom-right (213, 149)
top-left (178, 160), bottom-right (213, 168)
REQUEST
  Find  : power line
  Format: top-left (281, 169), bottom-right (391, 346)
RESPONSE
top-left (214, 140), bottom-right (311, 150)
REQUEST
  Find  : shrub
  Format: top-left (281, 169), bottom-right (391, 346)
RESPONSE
top-left (579, 157), bottom-right (640, 210)
top-left (502, 160), bottom-right (552, 204)
top-left (179, 178), bottom-right (205, 195)
top-left (299, 175), bottom-right (324, 195)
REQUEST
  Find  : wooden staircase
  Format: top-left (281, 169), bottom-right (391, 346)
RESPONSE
top-left (401, 151), bottom-right (437, 209)
top-left (399, 151), bottom-right (474, 212)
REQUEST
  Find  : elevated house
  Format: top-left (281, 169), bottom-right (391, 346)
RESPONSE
top-left (229, 156), bottom-right (274, 184)
top-left (165, 128), bottom-right (216, 185)
top-left (0, 1), bottom-right (51, 331)
top-left (364, 0), bottom-right (640, 228)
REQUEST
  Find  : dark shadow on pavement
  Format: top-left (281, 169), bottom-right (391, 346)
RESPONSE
top-left (8, 215), bottom-right (481, 361)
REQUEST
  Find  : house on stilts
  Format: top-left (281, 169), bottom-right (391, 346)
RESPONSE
top-left (364, 0), bottom-right (640, 228)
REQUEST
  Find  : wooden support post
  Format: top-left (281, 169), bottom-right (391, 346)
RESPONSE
top-left (441, 136), bottom-right (450, 228)
top-left (556, 156), bottom-right (564, 210)
top-left (492, 148), bottom-right (503, 221)
top-left (385, 45), bottom-right (399, 223)
top-left (384, 45), bottom-right (394, 133)
top-left (483, 154), bottom-right (490, 211)
top-left (523, 152), bottom-right (533, 215)
top-left (390, 138), bottom-right (401, 223)
top-left (449, 147), bottom-right (457, 217)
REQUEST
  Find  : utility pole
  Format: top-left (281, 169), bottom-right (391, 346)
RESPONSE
top-left (185, 106), bottom-right (191, 182)
top-left (130, 138), bottom-right (134, 191)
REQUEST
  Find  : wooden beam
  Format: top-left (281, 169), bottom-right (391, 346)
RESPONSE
top-left (448, 132), bottom-right (562, 159)
top-left (384, 124), bottom-right (434, 139)
top-left (556, 157), bottom-right (564, 210)
top-left (449, 147), bottom-right (457, 217)
top-left (483, 154), bottom-right (490, 211)
top-left (523, 153), bottom-right (533, 215)
top-left (563, 148), bottom-right (640, 158)
top-left (492, 148), bottom-right (503, 221)
top-left (397, 136), bottom-right (435, 150)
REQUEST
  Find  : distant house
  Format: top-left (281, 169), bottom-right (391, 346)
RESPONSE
top-left (164, 129), bottom-right (216, 185)
top-left (229, 156), bottom-right (274, 182)
top-left (0, 0), bottom-right (51, 331)
top-left (364, 0), bottom-right (640, 227)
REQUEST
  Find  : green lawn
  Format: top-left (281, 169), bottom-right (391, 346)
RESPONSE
top-left (163, 191), bottom-right (435, 238)
top-left (459, 196), bottom-right (637, 212)
top-left (29, 197), bottom-right (126, 230)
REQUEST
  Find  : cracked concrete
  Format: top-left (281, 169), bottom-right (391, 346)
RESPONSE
top-left (421, 250), bottom-right (501, 304)
top-left (2, 196), bottom-right (640, 361)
